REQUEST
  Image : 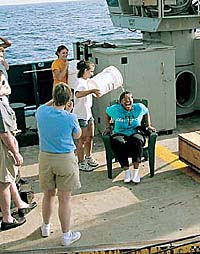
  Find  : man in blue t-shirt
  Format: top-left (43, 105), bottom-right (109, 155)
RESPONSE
top-left (36, 83), bottom-right (82, 246)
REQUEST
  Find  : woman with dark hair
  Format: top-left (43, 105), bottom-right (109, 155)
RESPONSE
top-left (73, 60), bottom-right (101, 172)
top-left (51, 45), bottom-right (69, 86)
top-left (104, 91), bottom-right (156, 183)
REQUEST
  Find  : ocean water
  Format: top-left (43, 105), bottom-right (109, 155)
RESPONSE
top-left (0, 0), bottom-right (141, 65)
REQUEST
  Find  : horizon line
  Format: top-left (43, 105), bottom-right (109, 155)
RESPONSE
top-left (0, 0), bottom-right (84, 6)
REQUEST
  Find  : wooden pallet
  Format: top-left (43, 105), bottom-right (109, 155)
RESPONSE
top-left (179, 131), bottom-right (200, 173)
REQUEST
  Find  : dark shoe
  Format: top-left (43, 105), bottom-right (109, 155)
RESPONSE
top-left (18, 177), bottom-right (28, 184)
top-left (18, 201), bottom-right (37, 217)
top-left (12, 129), bottom-right (22, 136)
top-left (1, 217), bottom-right (26, 231)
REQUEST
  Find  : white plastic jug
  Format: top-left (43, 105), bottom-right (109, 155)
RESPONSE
top-left (68, 60), bottom-right (79, 89)
top-left (88, 65), bottom-right (123, 96)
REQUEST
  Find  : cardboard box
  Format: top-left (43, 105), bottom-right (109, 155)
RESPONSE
top-left (179, 131), bottom-right (200, 173)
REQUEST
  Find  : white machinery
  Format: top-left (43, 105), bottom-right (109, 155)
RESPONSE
top-left (73, 0), bottom-right (200, 132)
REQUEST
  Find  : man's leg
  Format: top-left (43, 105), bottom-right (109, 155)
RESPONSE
top-left (42, 189), bottom-right (56, 224)
top-left (40, 188), bottom-right (56, 237)
top-left (84, 122), bottom-right (94, 157)
top-left (0, 181), bottom-right (26, 230)
top-left (58, 190), bottom-right (81, 246)
top-left (84, 122), bottom-right (99, 167)
top-left (111, 135), bottom-right (129, 168)
top-left (76, 131), bottom-right (86, 163)
top-left (57, 190), bottom-right (71, 232)
top-left (10, 181), bottom-right (29, 209)
top-left (0, 181), bottom-right (12, 223)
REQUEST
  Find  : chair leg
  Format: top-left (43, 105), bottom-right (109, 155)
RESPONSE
top-left (106, 152), bottom-right (113, 179)
top-left (107, 162), bottom-right (113, 179)
top-left (148, 145), bottom-right (155, 177)
top-left (148, 133), bottom-right (158, 177)
top-left (148, 154), bottom-right (154, 177)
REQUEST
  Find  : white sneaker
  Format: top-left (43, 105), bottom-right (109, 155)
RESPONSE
top-left (41, 223), bottom-right (51, 237)
top-left (79, 160), bottom-right (94, 172)
top-left (85, 156), bottom-right (99, 167)
top-left (61, 231), bottom-right (81, 246)
top-left (132, 175), bottom-right (141, 183)
top-left (124, 169), bottom-right (131, 183)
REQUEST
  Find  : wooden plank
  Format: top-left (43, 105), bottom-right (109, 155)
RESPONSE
top-left (180, 157), bottom-right (200, 173)
top-left (179, 132), bottom-right (200, 172)
top-left (179, 132), bottom-right (200, 149)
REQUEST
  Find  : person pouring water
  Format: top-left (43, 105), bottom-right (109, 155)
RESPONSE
top-left (73, 60), bottom-right (101, 172)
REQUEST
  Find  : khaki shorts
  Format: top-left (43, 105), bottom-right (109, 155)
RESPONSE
top-left (39, 151), bottom-right (81, 192)
top-left (0, 141), bottom-right (18, 183)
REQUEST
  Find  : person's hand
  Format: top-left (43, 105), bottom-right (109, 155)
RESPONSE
top-left (0, 56), bottom-right (4, 62)
top-left (148, 125), bottom-right (156, 132)
top-left (7, 39), bottom-right (12, 46)
top-left (13, 152), bottom-right (23, 166)
top-left (65, 100), bottom-right (73, 112)
top-left (1, 60), bottom-right (6, 67)
top-left (0, 57), bottom-right (7, 68)
top-left (92, 89), bottom-right (101, 97)
top-left (102, 127), bottom-right (111, 135)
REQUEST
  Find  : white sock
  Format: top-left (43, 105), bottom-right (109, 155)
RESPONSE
top-left (133, 168), bottom-right (139, 177)
top-left (63, 231), bottom-right (71, 238)
top-left (42, 223), bottom-right (50, 227)
top-left (124, 168), bottom-right (131, 183)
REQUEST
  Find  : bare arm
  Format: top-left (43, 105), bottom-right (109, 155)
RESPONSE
top-left (146, 113), bottom-right (156, 131)
top-left (0, 36), bottom-right (12, 48)
top-left (0, 131), bottom-right (23, 166)
top-left (0, 58), bottom-right (9, 70)
top-left (64, 101), bottom-right (82, 139)
top-left (75, 89), bottom-right (101, 98)
top-left (103, 113), bottom-right (112, 134)
top-left (73, 128), bottom-right (82, 139)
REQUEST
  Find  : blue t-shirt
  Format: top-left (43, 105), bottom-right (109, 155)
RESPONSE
top-left (36, 105), bottom-right (80, 153)
top-left (106, 103), bottom-right (149, 136)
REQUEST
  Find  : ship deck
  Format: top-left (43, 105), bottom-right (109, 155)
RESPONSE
top-left (0, 112), bottom-right (200, 253)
